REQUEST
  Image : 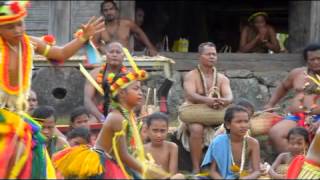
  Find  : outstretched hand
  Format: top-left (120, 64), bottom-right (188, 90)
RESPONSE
top-left (81, 16), bottom-right (105, 39)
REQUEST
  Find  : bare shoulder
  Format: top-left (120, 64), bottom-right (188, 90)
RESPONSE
top-left (144, 142), bottom-right (151, 150)
top-left (288, 67), bottom-right (306, 78)
top-left (266, 25), bottom-right (275, 31)
top-left (121, 19), bottom-right (134, 26)
top-left (104, 111), bottom-right (124, 131)
top-left (247, 136), bottom-right (259, 148)
top-left (241, 25), bottom-right (251, 33)
top-left (89, 66), bottom-right (103, 77)
top-left (217, 72), bottom-right (229, 81)
top-left (165, 141), bottom-right (178, 150)
top-left (184, 69), bottom-right (198, 80)
top-left (290, 67), bottom-right (306, 74)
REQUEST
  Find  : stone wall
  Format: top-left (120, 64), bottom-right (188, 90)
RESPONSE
top-left (32, 53), bottom-right (302, 122)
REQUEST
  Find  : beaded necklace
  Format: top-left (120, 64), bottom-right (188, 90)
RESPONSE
top-left (96, 64), bottom-right (127, 85)
top-left (0, 34), bottom-right (32, 95)
top-left (229, 134), bottom-right (247, 178)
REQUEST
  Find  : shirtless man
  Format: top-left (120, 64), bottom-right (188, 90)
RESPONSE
top-left (84, 41), bottom-right (127, 122)
top-left (93, 1), bottom-right (157, 56)
top-left (183, 42), bottom-right (233, 173)
top-left (265, 43), bottom-right (320, 153)
top-left (144, 112), bottom-right (178, 176)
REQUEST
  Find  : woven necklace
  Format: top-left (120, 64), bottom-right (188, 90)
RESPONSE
top-left (96, 64), bottom-right (127, 85)
top-left (197, 64), bottom-right (218, 97)
top-left (0, 34), bottom-right (32, 95)
top-left (229, 134), bottom-right (247, 177)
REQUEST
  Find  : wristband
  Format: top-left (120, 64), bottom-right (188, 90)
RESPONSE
top-left (78, 36), bottom-right (88, 43)
top-left (42, 44), bottom-right (51, 57)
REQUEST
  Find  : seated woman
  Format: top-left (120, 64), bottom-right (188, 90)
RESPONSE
top-left (239, 12), bottom-right (280, 53)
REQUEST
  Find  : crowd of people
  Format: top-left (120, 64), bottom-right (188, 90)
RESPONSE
top-left (0, 0), bottom-right (320, 179)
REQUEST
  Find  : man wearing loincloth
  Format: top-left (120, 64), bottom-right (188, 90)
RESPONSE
top-left (264, 43), bottom-right (320, 154)
top-left (177, 42), bottom-right (233, 173)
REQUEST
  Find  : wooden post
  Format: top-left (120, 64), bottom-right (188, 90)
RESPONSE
top-left (288, 1), bottom-right (311, 53)
top-left (309, 1), bottom-right (320, 43)
top-left (48, 1), bottom-right (71, 45)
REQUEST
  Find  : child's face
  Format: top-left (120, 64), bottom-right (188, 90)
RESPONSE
top-left (68, 137), bottom-right (88, 146)
top-left (287, 134), bottom-right (307, 156)
top-left (0, 20), bottom-right (25, 44)
top-left (226, 111), bottom-right (250, 136)
top-left (41, 116), bottom-right (56, 139)
top-left (121, 81), bottom-right (143, 107)
top-left (72, 114), bottom-right (90, 130)
top-left (147, 119), bottom-right (168, 145)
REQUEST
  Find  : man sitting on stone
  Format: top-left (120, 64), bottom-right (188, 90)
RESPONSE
top-left (84, 41), bottom-right (127, 122)
top-left (177, 42), bottom-right (233, 173)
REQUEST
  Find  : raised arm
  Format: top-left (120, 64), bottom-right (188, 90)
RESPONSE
top-left (84, 67), bottom-right (105, 122)
top-left (91, 30), bottom-right (107, 54)
top-left (32, 16), bottom-right (105, 60)
top-left (264, 69), bottom-right (295, 109)
top-left (130, 21), bottom-right (157, 56)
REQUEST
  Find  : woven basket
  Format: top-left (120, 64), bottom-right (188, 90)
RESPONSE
top-left (178, 103), bottom-right (226, 126)
top-left (250, 112), bottom-right (282, 136)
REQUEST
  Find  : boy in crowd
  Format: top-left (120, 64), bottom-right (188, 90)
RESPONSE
top-left (69, 106), bottom-right (91, 130)
top-left (144, 112), bottom-right (179, 176)
top-left (67, 127), bottom-right (91, 147)
top-left (32, 105), bottom-right (69, 157)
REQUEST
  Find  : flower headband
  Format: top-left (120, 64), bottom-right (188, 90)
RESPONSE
top-left (109, 48), bottom-right (148, 97)
top-left (248, 11), bottom-right (268, 22)
top-left (0, 1), bottom-right (30, 25)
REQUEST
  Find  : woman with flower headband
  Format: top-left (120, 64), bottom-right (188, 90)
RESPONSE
top-left (239, 12), bottom-right (280, 53)
top-left (0, 1), bottom-right (104, 179)
top-left (53, 51), bottom-right (170, 179)
top-left (84, 41), bottom-right (127, 123)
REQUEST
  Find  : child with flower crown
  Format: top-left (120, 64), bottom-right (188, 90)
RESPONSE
top-left (53, 49), bottom-right (170, 179)
top-left (0, 1), bottom-right (104, 178)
